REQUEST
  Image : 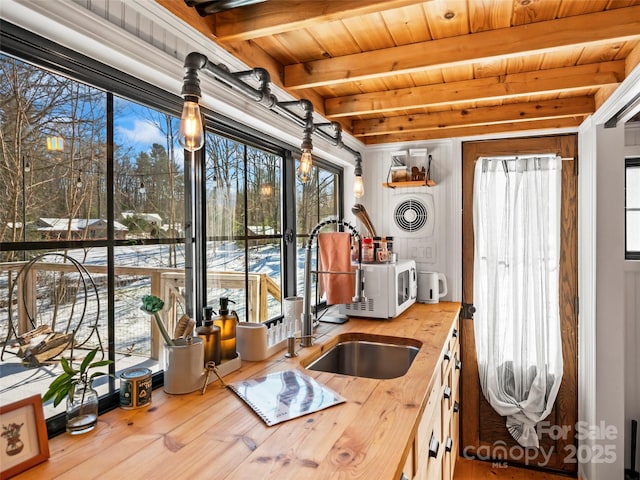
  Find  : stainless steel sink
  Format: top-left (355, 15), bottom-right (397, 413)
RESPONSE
top-left (304, 334), bottom-right (421, 379)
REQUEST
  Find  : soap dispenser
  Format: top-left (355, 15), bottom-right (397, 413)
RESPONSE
top-left (197, 306), bottom-right (221, 366)
top-left (213, 297), bottom-right (239, 361)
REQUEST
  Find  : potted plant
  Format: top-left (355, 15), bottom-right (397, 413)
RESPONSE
top-left (42, 348), bottom-right (112, 435)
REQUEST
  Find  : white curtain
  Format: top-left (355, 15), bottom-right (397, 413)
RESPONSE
top-left (473, 155), bottom-right (563, 448)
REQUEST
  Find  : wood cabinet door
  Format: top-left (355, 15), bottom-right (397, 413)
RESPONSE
top-left (460, 135), bottom-right (578, 474)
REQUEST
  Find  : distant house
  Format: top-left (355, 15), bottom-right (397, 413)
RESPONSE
top-left (120, 211), bottom-right (163, 226)
top-left (120, 211), bottom-right (168, 237)
top-left (36, 218), bottom-right (128, 240)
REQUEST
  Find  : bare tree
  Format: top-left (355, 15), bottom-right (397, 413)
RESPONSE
top-left (0, 55), bottom-right (107, 248)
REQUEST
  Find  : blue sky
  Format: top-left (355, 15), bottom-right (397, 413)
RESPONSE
top-left (114, 97), bottom-right (179, 155)
top-left (115, 118), bottom-right (166, 149)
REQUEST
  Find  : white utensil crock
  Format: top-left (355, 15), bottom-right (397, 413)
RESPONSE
top-left (163, 337), bottom-right (204, 394)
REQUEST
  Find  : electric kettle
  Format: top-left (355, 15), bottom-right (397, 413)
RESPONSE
top-left (417, 271), bottom-right (448, 304)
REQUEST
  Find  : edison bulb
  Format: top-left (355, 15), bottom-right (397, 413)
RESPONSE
top-left (178, 100), bottom-right (204, 151)
top-left (353, 174), bottom-right (364, 198)
top-left (299, 149), bottom-right (312, 180)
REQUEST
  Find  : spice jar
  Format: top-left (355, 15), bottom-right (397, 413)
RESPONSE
top-left (385, 236), bottom-right (394, 255)
top-left (362, 237), bottom-right (374, 263)
top-left (373, 236), bottom-right (381, 262)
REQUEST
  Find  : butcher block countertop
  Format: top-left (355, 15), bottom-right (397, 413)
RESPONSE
top-left (17, 302), bottom-right (460, 480)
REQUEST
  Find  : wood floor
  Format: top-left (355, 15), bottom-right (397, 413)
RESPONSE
top-left (454, 458), bottom-right (575, 480)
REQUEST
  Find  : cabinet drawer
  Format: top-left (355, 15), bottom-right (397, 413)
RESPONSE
top-left (420, 369), bottom-right (442, 441)
top-left (442, 321), bottom-right (459, 378)
top-left (423, 401), bottom-right (443, 480)
top-left (443, 356), bottom-right (454, 398)
top-left (451, 389), bottom-right (460, 446)
top-left (446, 317), bottom-right (460, 352)
top-left (448, 410), bottom-right (460, 479)
top-left (442, 435), bottom-right (455, 480)
top-left (441, 346), bottom-right (453, 378)
top-left (442, 381), bottom-right (453, 434)
top-left (417, 383), bottom-right (443, 479)
top-left (451, 353), bottom-right (460, 397)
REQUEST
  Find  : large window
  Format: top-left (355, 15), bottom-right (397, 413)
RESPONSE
top-left (0, 53), bottom-right (187, 426)
top-left (0, 23), bottom-right (343, 435)
top-left (627, 157), bottom-right (640, 260)
top-left (204, 134), bottom-right (284, 321)
top-left (295, 158), bottom-right (342, 308)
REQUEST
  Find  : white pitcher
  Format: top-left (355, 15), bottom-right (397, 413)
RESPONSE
top-left (418, 271), bottom-right (448, 304)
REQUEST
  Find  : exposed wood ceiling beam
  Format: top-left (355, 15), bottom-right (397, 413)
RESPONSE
top-left (157, 0), bottom-right (217, 40)
top-left (213, 0), bottom-right (430, 41)
top-left (156, 1), bottom-right (638, 142)
top-left (626, 42), bottom-right (640, 76)
top-left (352, 97), bottom-right (595, 137)
top-left (155, 0), bottom-right (326, 115)
top-left (595, 84), bottom-right (621, 110)
top-left (364, 117), bottom-right (585, 145)
top-left (326, 61), bottom-right (624, 118)
top-left (597, 43), bottom-right (640, 108)
top-left (284, 6), bottom-right (640, 89)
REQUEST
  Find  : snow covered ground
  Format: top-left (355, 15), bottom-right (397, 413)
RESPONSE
top-left (0, 240), bottom-right (311, 415)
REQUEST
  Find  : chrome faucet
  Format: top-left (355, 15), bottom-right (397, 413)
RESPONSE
top-left (300, 218), bottom-right (365, 347)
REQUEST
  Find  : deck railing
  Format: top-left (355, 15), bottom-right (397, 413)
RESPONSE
top-left (0, 261), bottom-right (281, 360)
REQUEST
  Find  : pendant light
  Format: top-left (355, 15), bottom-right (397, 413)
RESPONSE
top-left (177, 51), bottom-right (362, 174)
top-left (353, 155), bottom-right (364, 198)
top-left (298, 101), bottom-right (314, 183)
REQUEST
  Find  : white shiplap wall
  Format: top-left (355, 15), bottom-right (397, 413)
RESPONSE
top-left (360, 140), bottom-right (461, 302)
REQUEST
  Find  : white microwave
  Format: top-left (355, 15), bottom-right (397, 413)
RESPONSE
top-left (339, 259), bottom-right (417, 319)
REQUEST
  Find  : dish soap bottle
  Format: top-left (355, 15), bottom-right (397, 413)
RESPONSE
top-left (197, 306), bottom-right (221, 366)
top-left (213, 297), bottom-right (239, 361)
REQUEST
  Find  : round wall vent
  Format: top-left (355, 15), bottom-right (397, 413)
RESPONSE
top-left (391, 195), bottom-right (435, 237)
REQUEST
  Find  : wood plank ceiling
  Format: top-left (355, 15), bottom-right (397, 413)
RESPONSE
top-left (158, 0), bottom-right (640, 145)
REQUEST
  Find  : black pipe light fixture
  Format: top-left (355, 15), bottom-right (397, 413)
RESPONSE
top-left (185, 0), bottom-right (267, 17)
top-left (177, 52), bottom-right (362, 185)
top-left (298, 100), bottom-right (314, 183)
top-left (178, 53), bottom-right (207, 152)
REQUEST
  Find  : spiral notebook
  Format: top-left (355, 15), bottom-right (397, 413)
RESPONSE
top-left (228, 369), bottom-right (345, 426)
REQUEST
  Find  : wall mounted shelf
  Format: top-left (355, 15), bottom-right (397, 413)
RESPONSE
top-left (382, 179), bottom-right (436, 188)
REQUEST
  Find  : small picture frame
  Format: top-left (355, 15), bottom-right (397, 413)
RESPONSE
top-left (1, 395), bottom-right (49, 479)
